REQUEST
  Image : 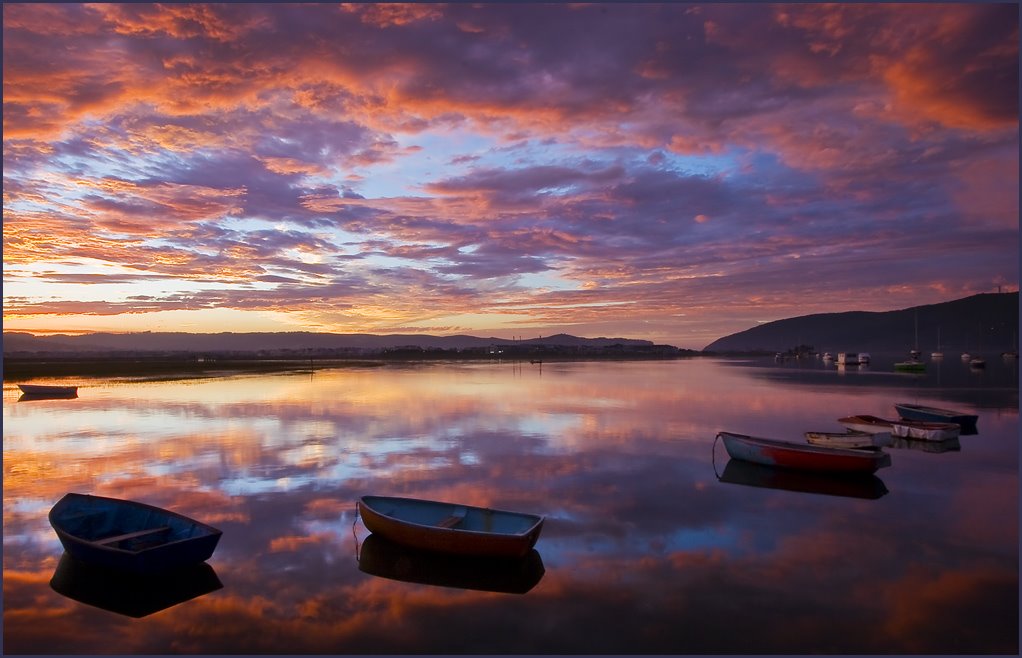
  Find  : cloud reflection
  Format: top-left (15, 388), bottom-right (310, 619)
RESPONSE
top-left (2, 360), bottom-right (1017, 652)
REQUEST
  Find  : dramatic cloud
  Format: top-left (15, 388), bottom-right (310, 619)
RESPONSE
top-left (3, 3), bottom-right (1017, 348)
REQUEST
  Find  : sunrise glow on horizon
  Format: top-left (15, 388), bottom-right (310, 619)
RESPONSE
top-left (3, 3), bottom-right (1018, 349)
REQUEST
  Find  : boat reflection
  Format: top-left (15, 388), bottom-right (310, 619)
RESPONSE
top-left (18, 392), bottom-right (79, 402)
top-left (357, 533), bottom-right (545, 594)
top-left (718, 459), bottom-right (889, 500)
top-left (888, 436), bottom-right (962, 453)
top-left (49, 553), bottom-right (223, 618)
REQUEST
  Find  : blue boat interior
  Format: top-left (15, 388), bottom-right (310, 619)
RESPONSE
top-left (57, 498), bottom-right (206, 550)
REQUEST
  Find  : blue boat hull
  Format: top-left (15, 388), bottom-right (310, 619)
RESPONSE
top-left (49, 493), bottom-right (222, 574)
top-left (894, 403), bottom-right (978, 433)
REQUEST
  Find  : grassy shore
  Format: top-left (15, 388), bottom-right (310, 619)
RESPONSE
top-left (3, 347), bottom-right (700, 381)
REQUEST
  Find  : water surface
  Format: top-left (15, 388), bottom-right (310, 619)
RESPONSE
top-left (3, 357), bottom-right (1018, 653)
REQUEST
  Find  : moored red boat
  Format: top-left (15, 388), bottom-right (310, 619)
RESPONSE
top-left (716, 431), bottom-right (891, 474)
top-left (357, 495), bottom-right (544, 558)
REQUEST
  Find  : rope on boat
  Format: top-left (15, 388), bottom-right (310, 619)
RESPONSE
top-left (711, 433), bottom-right (723, 480)
top-left (352, 502), bottom-right (361, 562)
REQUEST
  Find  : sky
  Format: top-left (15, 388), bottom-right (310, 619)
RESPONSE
top-left (2, 3), bottom-right (1018, 350)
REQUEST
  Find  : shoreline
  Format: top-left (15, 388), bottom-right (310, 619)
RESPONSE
top-left (1, 348), bottom-right (730, 381)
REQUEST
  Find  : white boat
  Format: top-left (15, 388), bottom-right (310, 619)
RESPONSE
top-left (840, 414), bottom-right (959, 442)
top-left (961, 353), bottom-right (971, 361)
top-left (805, 430), bottom-right (891, 449)
top-left (837, 352), bottom-right (860, 365)
top-left (857, 353), bottom-right (871, 364)
top-left (890, 420), bottom-right (960, 441)
top-left (969, 358), bottom-right (986, 369)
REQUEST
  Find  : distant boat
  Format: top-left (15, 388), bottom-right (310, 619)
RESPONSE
top-left (837, 352), bottom-right (860, 366)
top-left (357, 533), bottom-right (545, 594)
top-left (804, 430), bottom-right (891, 449)
top-left (960, 352), bottom-right (972, 361)
top-left (357, 495), bottom-right (544, 558)
top-left (18, 384), bottom-right (78, 398)
top-left (717, 459), bottom-right (889, 500)
top-left (839, 414), bottom-right (959, 442)
top-left (969, 358), bottom-right (986, 369)
top-left (822, 352), bottom-right (834, 362)
top-left (893, 359), bottom-right (926, 372)
top-left (716, 431), bottom-right (891, 474)
top-left (49, 493), bottom-right (222, 574)
top-left (49, 553), bottom-right (222, 618)
top-left (858, 352), bottom-right (871, 364)
top-left (894, 403), bottom-right (978, 432)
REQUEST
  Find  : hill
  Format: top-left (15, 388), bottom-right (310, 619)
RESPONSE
top-left (704, 292), bottom-right (1019, 354)
top-left (2, 330), bottom-right (658, 355)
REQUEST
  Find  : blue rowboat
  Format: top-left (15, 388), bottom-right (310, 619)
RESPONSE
top-left (894, 403), bottom-right (978, 432)
top-left (49, 493), bottom-right (222, 573)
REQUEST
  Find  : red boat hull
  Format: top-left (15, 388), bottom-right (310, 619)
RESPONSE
top-left (718, 432), bottom-right (891, 474)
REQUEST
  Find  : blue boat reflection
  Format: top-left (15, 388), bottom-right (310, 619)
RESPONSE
top-left (49, 553), bottom-right (223, 618)
top-left (357, 533), bottom-right (545, 594)
top-left (718, 459), bottom-right (889, 500)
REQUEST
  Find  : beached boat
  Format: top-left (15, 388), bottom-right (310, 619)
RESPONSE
top-left (894, 403), bottom-right (978, 431)
top-left (804, 430), bottom-right (891, 449)
top-left (357, 533), bottom-right (545, 594)
top-left (49, 493), bottom-right (222, 573)
top-left (357, 495), bottom-right (544, 558)
top-left (839, 414), bottom-right (960, 442)
top-left (716, 431), bottom-right (891, 474)
top-left (18, 384), bottom-right (78, 398)
top-left (718, 459), bottom-right (888, 500)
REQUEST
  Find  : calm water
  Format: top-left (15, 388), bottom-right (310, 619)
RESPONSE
top-left (3, 357), bottom-right (1018, 654)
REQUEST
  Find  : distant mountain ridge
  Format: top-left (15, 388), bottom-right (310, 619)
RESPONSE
top-left (2, 330), bottom-right (655, 354)
top-left (704, 292), bottom-right (1019, 353)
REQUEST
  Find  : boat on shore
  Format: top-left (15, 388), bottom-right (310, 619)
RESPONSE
top-left (18, 384), bottom-right (78, 398)
top-left (839, 414), bottom-right (960, 442)
top-left (49, 493), bottom-right (222, 573)
top-left (716, 431), bottom-right (891, 474)
top-left (357, 495), bottom-right (544, 558)
top-left (894, 403), bottom-right (978, 432)
top-left (804, 430), bottom-right (891, 449)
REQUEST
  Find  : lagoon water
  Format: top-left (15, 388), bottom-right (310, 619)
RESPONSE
top-left (3, 356), bottom-right (1018, 653)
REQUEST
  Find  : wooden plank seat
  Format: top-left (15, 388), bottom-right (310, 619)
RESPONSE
top-left (436, 506), bottom-right (467, 529)
top-left (97, 526), bottom-right (171, 546)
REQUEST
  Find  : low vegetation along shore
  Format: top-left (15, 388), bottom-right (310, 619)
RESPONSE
top-left (3, 343), bottom-right (700, 380)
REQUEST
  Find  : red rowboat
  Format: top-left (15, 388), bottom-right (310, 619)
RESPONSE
top-left (717, 431), bottom-right (891, 474)
top-left (357, 495), bottom-right (544, 558)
